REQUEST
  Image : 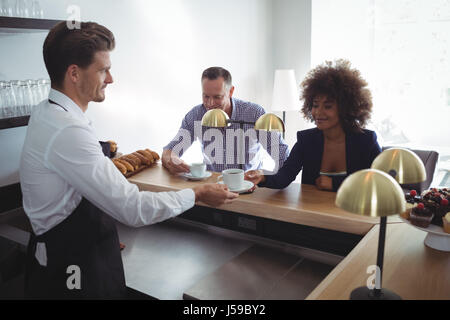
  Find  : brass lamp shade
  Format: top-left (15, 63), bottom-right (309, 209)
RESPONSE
top-left (371, 148), bottom-right (426, 184)
top-left (336, 169), bottom-right (406, 217)
top-left (254, 113), bottom-right (285, 132)
top-left (201, 109), bottom-right (229, 128)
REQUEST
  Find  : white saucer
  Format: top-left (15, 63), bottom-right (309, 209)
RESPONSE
top-left (218, 180), bottom-right (254, 193)
top-left (181, 171), bottom-right (212, 181)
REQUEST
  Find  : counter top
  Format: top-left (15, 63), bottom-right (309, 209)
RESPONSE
top-left (128, 164), bottom-right (401, 235)
top-left (306, 223), bottom-right (450, 300)
top-left (123, 164), bottom-right (448, 300)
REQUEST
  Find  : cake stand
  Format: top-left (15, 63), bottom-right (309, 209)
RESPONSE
top-left (399, 216), bottom-right (450, 252)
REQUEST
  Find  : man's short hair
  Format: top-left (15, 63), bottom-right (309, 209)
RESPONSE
top-left (43, 21), bottom-right (115, 88)
top-left (201, 67), bottom-right (232, 89)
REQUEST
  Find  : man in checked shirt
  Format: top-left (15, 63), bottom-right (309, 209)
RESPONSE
top-left (162, 67), bottom-right (289, 175)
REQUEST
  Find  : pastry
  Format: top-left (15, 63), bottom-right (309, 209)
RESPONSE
top-left (409, 203), bottom-right (434, 228)
top-left (433, 198), bottom-right (449, 227)
top-left (120, 155), bottom-right (139, 169)
top-left (107, 140), bottom-right (118, 153)
top-left (132, 151), bottom-right (151, 165)
top-left (147, 149), bottom-right (160, 161)
top-left (125, 154), bottom-right (142, 167)
top-left (112, 159), bottom-right (127, 175)
top-left (405, 189), bottom-right (420, 204)
top-left (116, 159), bottom-right (134, 172)
top-left (443, 212), bottom-right (450, 234)
top-left (400, 202), bottom-right (414, 220)
top-left (137, 150), bottom-right (154, 163)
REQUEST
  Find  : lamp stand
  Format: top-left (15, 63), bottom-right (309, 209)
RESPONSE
top-left (282, 111), bottom-right (286, 139)
top-left (349, 216), bottom-right (402, 300)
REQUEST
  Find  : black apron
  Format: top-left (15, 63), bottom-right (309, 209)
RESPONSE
top-left (24, 100), bottom-right (126, 299)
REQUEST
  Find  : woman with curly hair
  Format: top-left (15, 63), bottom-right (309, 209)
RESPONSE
top-left (245, 59), bottom-right (381, 191)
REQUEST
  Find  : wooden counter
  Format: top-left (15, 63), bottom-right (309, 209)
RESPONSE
top-left (306, 223), bottom-right (450, 300)
top-left (128, 164), bottom-right (400, 235)
top-left (125, 164), bottom-right (448, 300)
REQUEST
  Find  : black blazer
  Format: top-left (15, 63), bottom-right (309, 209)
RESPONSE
top-left (260, 128), bottom-right (382, 191)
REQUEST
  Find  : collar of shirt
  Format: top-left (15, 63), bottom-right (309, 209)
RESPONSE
top-left (48, 88), bottom-right (92, 126)
top-left (230, 97), bottom-right (237, 121)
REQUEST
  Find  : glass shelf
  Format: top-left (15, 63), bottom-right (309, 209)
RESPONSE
top-left (0, 16), bottom-right (62, 33)
top-left (0, 116), bottom-right (30, 130)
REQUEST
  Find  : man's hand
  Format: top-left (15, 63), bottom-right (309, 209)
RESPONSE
top-left (193, 184), bottom-right (239, 207)
top-left (315, 175), bottom-right (333, 191)
top-left (162, 149), bottom-right (190, 175)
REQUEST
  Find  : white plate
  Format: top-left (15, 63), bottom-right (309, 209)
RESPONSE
top-left (398, 215), bottom-right (448, 236)
top-left (180, 171), bottom-right (212, 181)
top-left (399, 215), bottom-right (450, 252)
top-left (218, 180), bottom-right (254, 194)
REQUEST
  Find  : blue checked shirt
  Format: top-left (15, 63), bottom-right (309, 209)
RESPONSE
top-left (164, 98), bottom-right (289, 173)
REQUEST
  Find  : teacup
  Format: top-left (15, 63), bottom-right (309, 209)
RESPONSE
top-left (190, 162), bottom-right (207, 178)
top-left (217, 169), bottom-right (244, 190)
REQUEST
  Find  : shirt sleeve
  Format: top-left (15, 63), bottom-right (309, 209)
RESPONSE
top-left (367, 131), bottom-right (382, 164)
top-left (259, 132), bottom-right (304, 189)
top-left (163, 110), bottom-right (196, 157)
top-left (46, 124), bottom-right (195, 227)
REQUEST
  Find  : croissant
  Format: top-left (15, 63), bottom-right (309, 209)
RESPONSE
top-left (132, 151), bottom-right (151, 166)
top-left (126, 154), bottom-right (142, 167)
top-left (137, 150), bottom-right (154, 163)
top-left (146, 149), bottom-right (160, 161)
top-left (120, 155), bottom-right (139, 169)
top-left (116, 159), bottom-right (134, 172)
top-left (112, 159), bottom-right (127, 174)
top-left (107, 140), bottom-right (118, 153)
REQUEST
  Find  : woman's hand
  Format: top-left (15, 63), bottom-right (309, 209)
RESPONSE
top-left (244, 170), bottom-right (265, 185)
top-left (315, 175), bottom-right (333, 191)
top-left (244, 170), bottom-right (265, 193)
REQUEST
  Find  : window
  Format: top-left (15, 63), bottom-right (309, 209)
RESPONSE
top-left (312, 0), bottom-right (450, 187)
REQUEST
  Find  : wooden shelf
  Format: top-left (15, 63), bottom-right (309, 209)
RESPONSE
top-left (0, 16), bottom-right (62, 33)
top-left (0, 116), bottom-right (30, 130)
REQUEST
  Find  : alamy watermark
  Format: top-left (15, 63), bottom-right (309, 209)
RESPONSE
top-left (66, 5), bottom-right (81, 30)
top-left (170, 121), bottom-right (281, 170)
top-left (366, 265), bottom-right (381, 290)
top-left (66, 265), bottom-right (81, 290)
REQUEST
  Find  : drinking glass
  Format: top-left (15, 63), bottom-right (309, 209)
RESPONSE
top-left (0, 81), bottom-right (6, 118)
top-left (30, 0), bottom-right (42, 18)
top-left (23, 79), bottom-right (35, 114)
top-left (2, 81), bottom-right (17, 118)
top-left (11, 80), bottom-right (23, 116)
top-left (36, 78), bottom-right (48, 102)
top-left (1, 0), bottom-right (14, 16)
top-left (14, 0), bottom-right (27, 17)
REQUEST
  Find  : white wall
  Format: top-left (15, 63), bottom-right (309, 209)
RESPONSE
top-left (271, 0), bottom-right (312, 149)
top-left (3, 0), bottom-right (313, 187)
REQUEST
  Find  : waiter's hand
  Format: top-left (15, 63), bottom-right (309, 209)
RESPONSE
top-left (315, 176), bottom-right (333, 191)
top-left (193, 184), bottom-right (239, 207)
top-left (162, 149), bottom-right (190, 174)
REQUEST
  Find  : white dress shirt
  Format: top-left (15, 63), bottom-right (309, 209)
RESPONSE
top-left (20, 89), bottom-right (195, 237)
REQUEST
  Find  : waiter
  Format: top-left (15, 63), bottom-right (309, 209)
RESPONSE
top-left (19, 21), bottom-right (238, 299)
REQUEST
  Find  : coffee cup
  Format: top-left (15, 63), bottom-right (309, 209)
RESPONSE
top-left (190, 162), bottom-right (206, 178)
top-left (217, 169), bottom-right (244, 190)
